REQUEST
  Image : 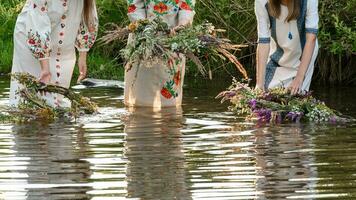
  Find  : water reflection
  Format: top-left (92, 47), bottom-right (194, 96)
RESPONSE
top-left (2, 123), bottom-right (92, 199)
top-left (0, 77), bottom-right (356, 200)
top-left (124, 107), bottom-right (191, 199)
top-left (254, 126), bottom-right (318, 199)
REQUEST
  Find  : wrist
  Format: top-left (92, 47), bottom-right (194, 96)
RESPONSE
top-left (295, 73), bottom-right (304, 82)
top-left (79, 51), bottom-right (87, 58)
top-left (39, 60), bottom-right (50, 72)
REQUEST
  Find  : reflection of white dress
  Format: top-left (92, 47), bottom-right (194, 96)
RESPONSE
top-left (124, 0), bottom-right (195, 108)
top-left (255, 0), bottom-right (319, 91)
top-left (10, 0), bottom-right (98, 107)
top-left (124, 107), bottom-right (192, 199)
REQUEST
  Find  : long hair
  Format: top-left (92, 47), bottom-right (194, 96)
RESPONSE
top-left (83, 0), bottom-right (95, 26)
top-left (268, 0), bottom-right (300, 22)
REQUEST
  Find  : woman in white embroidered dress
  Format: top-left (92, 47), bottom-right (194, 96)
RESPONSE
top-left (10, 0), bottom-right (98, 107)
top-left (125, 0), bottom-right (196, 108)
top-left (255, 0), bottom-right (319, 95)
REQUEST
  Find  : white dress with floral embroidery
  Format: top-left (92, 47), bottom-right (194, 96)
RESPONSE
top-left (9, 0), bottom-right (98, 107)
top-left (124, 0), bottom-right (195, 108)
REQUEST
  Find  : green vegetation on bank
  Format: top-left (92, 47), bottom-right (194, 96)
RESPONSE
top-left (0, 0), bottom-right (355, 84)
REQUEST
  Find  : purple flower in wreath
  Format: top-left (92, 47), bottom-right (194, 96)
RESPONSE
top-left (262, 93), bottom-right (273, 101)
top-left (302, 91), bottom-right (313, 98)
top-left (254, 108), bottom-right (272, 123)
top-left (276, 113), bottom-right (283, 124)
top-left (286, 111), bottom-right (304, 122)
top-left (329, 115), bottom-right (338, 124)
top-left (248, 99), bottom-right (257, 110)
top-left (226, 91), bottom-right (236, 98)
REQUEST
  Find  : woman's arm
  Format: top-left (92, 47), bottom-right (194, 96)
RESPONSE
top-left (256, 43), bottom-right (270, 89)
top-left (254, 0), bottom-right (271, 89)
top-left (25, 0), bottom-right (52, 83)
top-left (288, 33), bottom-right (316, 95)
top-left (288, 0), bottom-right (319, 95)
top-left (75, 1), bottom-right (99, 83)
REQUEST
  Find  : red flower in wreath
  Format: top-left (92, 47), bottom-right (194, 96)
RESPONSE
top-left (83, 35), bottom-right (89, 40)
top-left (180, 2), bottom-right (192, 10)
top-left (175, 0), bottom-right (180, 4)
top-left (128, 4), bottom-right (136, 13)
top-left (154, 2), bottom-right (168, 14)
top-left (28, 39), bottom-right (36, 45)
top-left (174, 71), bottom-right (181, 86)
top-left (161, 87), bottom-right (172, 99)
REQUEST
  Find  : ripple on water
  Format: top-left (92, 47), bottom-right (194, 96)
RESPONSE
top-left (0, 78), bottom-right (356, 199)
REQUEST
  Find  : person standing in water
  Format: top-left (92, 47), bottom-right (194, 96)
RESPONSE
top-left (10, 0), bottom-right (98, 107)
top-left (124, 0), bottom-right (196, 108)
top-left (255, 0), bottom-right (319, 95)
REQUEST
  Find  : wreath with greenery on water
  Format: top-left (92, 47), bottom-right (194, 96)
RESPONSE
top-left (217, 80), bottom-right (351, 124)
top-left (0, 73), bottom-right (98, 122)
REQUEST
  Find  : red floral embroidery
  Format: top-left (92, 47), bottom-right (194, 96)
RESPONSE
top-left (75, 21), bottom-right (98, 50)
top-left (161, 56), bottom-right (183, 99)
top-left (180, 2), bottom-right (192, 10)
top-left (154, 2), bottom-right (168, 14)
top-left (128, 4), bottom-right (136, 13)
top-left (27, 30), bottom-right (51, 59)
top-left (28, 39), bottom-right (36, 45)
top-left (173, 71), bottom-right (181, 86)
top-left (161, 88), bottom-right (173, 99)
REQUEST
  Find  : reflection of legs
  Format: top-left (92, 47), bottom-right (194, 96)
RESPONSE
top-left (11, 124), bottom-right (92, 200)
top-left (124, 107), bottom-right (192, 200)
top-left (253, 126), bottom-right (317, 199)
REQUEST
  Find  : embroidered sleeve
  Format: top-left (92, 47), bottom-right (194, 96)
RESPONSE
top-left (25, 0), bottom-right (51, 60)
top-left (178, 0), bottom-right (196, 26)
top-left (75, 3), bottom-right (99, 52)
top-left (255, 0), bottom-right (271, 43)
top-left (127, 0), bottom-right (147, 22)
top-left (306, 0), bottom-right (319, 35)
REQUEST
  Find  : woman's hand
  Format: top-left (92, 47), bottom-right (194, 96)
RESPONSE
top-left (170, 24), bottom-right (188, 36)
top-left (77, 52), bottom-right (88, 84)
top-left (287, 75), bottom-right (304, 95)
top-left (255, 84), bottom-right (264, 91)
top-left (170, 26), bottom-right (180, 36)
top-left (288, 33), bottom-right (317, 95)
top-left (39, 59), bottom-right (51, 84)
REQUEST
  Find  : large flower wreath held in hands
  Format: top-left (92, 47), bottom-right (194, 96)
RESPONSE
top-left (100, 18), bottom-right (248, 79)
top-left (217, 80), bottom-right (352, 124)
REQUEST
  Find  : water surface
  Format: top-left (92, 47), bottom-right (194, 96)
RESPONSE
top-left (0, 77), bottom-right (355, 200)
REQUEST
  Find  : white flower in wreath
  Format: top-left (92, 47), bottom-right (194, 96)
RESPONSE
top-left (171, 42), bottom-right (179, 51)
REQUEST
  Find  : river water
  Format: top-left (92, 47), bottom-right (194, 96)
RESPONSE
top-left (0, 77), bottom-right (355, 200)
